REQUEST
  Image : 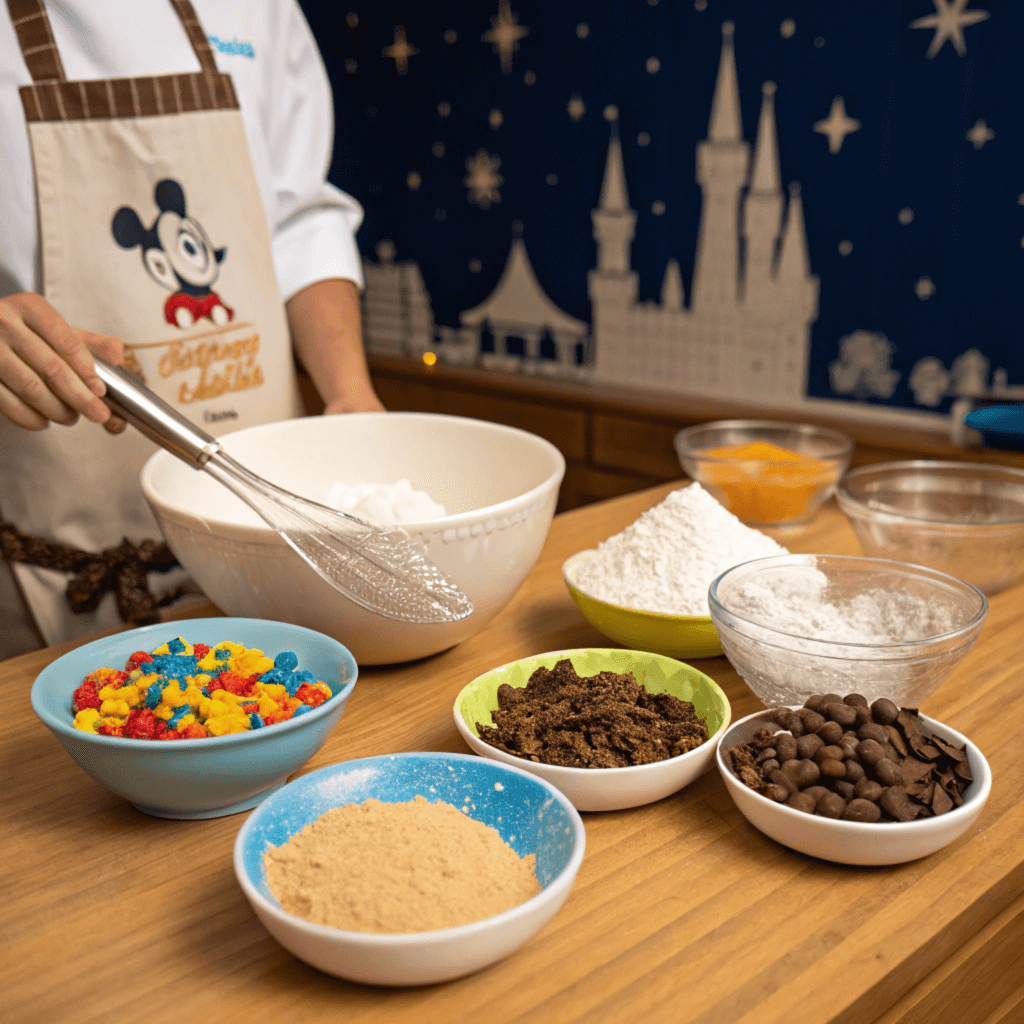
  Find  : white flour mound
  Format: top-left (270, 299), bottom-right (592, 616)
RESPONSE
top-left (325, 479), bottom-right (447, 525)
top-left (573, 483), bottom-right (788, 615)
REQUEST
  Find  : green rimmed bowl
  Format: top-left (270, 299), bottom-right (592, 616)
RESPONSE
top-left (562, 551), bottom-right (723, 659)
top-left (453, 648), bottom-right (731, 811)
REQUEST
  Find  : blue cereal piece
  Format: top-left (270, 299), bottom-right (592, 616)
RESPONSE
top-left (248, 713), bottom-right (264, 729)
top-left (145, 680), bottom-right (164, 709)
top-left (168, 705), bottom-right (191, 729)
top-left (167, 638), bottom-right (186, 655)
top-left (274, 651), bottom-right (298, 672)
top-left (292, 703), bottom-right (313, 717)
top-left (149, 653), bottom-right (198, 679)
top-left (214, 647), bottom-right (232, 663)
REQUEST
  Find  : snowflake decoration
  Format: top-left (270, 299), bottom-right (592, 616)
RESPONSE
top-left (464, 150), bottom-right (504, 209)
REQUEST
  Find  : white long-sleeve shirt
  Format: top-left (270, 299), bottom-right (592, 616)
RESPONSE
top-left (0, 0), bottom-right (364, 303)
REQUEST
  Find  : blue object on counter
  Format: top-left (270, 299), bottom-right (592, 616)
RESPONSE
top-left (964, 405), bottom-right (1024, 452)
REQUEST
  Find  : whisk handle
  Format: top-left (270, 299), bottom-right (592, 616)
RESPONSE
top-left (94, 356), bottom-right (221, 468)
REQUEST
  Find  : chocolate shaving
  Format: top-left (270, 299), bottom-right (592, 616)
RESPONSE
top-left (899, 757), bottom-right (934, 785)
top-left (955, 760), bottom-right (974, 782)
top-left (931, 785), bottom-right (954, 816)
top-left (1, 516), bottom-right (180, 626)
top-left (885, 725), bottom-right (908, 758)
top-left (931, 735), bottom-right (967, 762)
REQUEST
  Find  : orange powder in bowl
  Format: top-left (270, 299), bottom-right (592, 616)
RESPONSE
top-left (699, 441), bottom-right (839, 524)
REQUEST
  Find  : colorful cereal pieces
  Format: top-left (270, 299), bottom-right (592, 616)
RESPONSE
top-left (71, 637), bottom-right (332, 740)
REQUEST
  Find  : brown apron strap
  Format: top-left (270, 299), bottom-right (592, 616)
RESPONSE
top-left (6, 0), bottom-right (219, 82)
top-left (5, 0), bottom-right (66, 83)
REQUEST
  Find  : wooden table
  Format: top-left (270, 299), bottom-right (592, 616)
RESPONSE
top-left (3, 487), bottom-right (1023, 1024)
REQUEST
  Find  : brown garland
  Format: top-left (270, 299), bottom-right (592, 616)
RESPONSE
top-left (0, 517), bottom-right (183, 625)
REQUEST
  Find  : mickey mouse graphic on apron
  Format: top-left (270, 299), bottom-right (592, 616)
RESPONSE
top-left (0, 0), bottom-right (303, 645)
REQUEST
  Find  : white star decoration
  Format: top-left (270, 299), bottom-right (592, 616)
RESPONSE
top-left (915, 276), bottom-right (937, 300)
top-left (965, 119), bottom-right (995, 149)
top-left (383, 26), bottom-right (419, 76)
top-left (814, 97), bottom-right (861, 154)
top-left (464, 150), bottom-right (504, 209)
top-left (910, 0), bottom-right (990, 59)
top-left (483, 1), bottom-right (529, 74)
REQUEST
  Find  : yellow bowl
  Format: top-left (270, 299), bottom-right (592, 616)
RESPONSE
top-left (562, 550), bottom-right (723, 659)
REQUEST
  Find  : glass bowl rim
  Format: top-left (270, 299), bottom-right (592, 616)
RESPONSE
top-left (708, 553), bottom-right (989, 652)
top-left (674, 419), bottom-right (855, 466)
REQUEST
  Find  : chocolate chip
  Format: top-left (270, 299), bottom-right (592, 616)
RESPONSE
top-left (843, 759), bottom-right (865, 784)
top-left (764, 784), bottom-right (790, 803)
top-left (814, 744), bottom-right (845, 765)
top-left (819, 758), bottom-right (847, 779)
top-left (872, 698), bottom-right (899, 726)
top-left (873, 758), bottom-right (902, 787)
top-left (795, 708), bottom-right (826, 733)
top-left (774, 734), bottom-right (798, 763)
top-left (854, 778), bottom-right (883, 803)
top-left (816, 721), bottom-right (843, 745)
top-left (782, 758), bottom-right (820, 789)
top-left (856, 738), bottom-right (886, 766)
top-left (827, 703), bottom-right (858, 728)
top-left (787, 792), bottom-right (818, 813)
top-left (843, 798), bottom-right (882, 822)
top-left (833, 779), bottom-right (856, 801)
top-left (857, 722), bottom-right (889, 744)
top-left (796, 733), bottom-right (825, 760)
top-left (817, 792), bottom-right (847, 819)
top-left (844, 693), bottom-right (869, 708)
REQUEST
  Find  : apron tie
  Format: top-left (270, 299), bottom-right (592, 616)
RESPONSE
top-left (0, 518), bottom-right (184, 626)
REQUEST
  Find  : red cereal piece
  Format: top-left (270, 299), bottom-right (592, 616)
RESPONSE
top-left (124, 708), bottom-right (159, 740)
top-left (241, 702), bottom-right (259, 715)
top-left (295, 683), bottom-right (328, 708)
top-left (126, 651), bottom-right (154, 670)
top-left (217, 670), bottom-right (257, 697)
top-left (193, 644), bottom-right (210, 660)
top-left (73, 680), bottom-right (102, 712)
top-left (182, 723), bottom-right (208, 739)
top-left (97, 722), bottom-right (125, 737)
top-left (264, 698), bottom-right (302, 725)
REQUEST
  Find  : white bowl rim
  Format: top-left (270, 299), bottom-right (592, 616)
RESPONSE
top-left (562, 550), bottom-right (714, 625)
top-left (717, 706), bottom-right (992, 835)
top-left (233, 751), bottom-right (587, 944)
top-left (140, 411), bottom-right (566, 538)
top-left (453, 647), bottom-right (732, 778)
top-left (674, 419), bottom-right (855, 463)
top-left (838, 459), bottom-right (1024, 528)
top-left (30, 617), bottom-right (358, 749)
top-left (708, 553), bottom-right (989, 652)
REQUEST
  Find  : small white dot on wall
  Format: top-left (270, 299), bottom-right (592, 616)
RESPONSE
top-left (652, 200), bottom-right (666, 215)
top-left (346, 12), bottom-right (358, 28)
top-left (898, 207), bottom-right (914, 225)
top-left (345, 58), bottom-right (357, 74)
top-left (646, 56), bottom-right (661, 74)
top-left (637, 131), bottom-right (651, 146)
top-left (603, 104), bottom-right (619, 121)
top-left (468, 259), bottom-right (482, 273)
top-left (814, 36), bottom-right (826, 47)
top-left (838, 239), bottom-right (853, 256)
top-left (489, 108), bottom-right (504, 129)
top-left (432, 142), bottom-right (445, 158)
top-left (435, 208), bottom-right (447, 221)
top-left (546, 173), bottom-right (558, 185)
top-left (406, 171), bottom-right (421, 190)
top-left (524, 70), bottom-right (536, 85)
top-left (438, 101), bottom-right (451, 117)
top-left (444, 29), bottom-right (457, 44)
top-left (576, 23), bottom-right (589, 38)
top-left (694, 0), bottom-right (707, 10)
top-left (780, 18), bottom-right (796, 38)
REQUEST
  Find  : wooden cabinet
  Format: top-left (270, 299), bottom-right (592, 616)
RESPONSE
top-left (300, 355), bottom-right (1024, 512)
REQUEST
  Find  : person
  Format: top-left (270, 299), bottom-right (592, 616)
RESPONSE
top-left (0, 0), bottom-right (383, 658)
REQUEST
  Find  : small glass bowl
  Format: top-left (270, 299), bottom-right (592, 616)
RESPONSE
top-left (837, 460), bottom-right (1024, 595)
top-left (707, 554), bottom-right (988, 708)
top-left (674, 420), bottom-right (853, 526)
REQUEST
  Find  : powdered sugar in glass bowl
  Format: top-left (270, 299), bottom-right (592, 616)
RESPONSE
top-left (708, 554), bottom-right (988, 707)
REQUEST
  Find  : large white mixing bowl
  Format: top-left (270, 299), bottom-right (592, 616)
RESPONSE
top-left (140, 413), bottom-right (565, 664)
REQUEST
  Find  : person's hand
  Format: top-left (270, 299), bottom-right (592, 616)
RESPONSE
top-left (323, 385), bottom-right (386, 415)
top-left (0, 293), bottom-right (126, 433)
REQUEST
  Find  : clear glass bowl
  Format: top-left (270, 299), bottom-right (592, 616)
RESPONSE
top-left (708, 554), bottom-right (988, 708)
top-left (837, 460), bottom-right (1024, 595)
top-left (674, 420), bottom-right (853, 526)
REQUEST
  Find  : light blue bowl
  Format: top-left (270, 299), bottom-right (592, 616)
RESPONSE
top-left (234, 753), bottom-right (587, 985)
top-left (31, 617), bottom-right (358, 819)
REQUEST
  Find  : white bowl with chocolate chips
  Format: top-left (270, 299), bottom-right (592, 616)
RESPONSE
top-left (716, 693), bottom-right (991, 866)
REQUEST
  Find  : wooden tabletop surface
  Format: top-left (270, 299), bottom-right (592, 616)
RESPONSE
top-left (3, 485), bottom-right (1023, 1024)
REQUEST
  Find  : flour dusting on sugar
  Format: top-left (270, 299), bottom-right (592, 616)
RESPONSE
top-left (573, 483), bottom-right (788, 615)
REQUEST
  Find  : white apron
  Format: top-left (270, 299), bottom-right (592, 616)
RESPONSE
top-left (0, 0), bottom-right (302, 648)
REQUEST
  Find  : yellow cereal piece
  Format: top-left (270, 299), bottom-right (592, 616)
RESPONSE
top-left (98, 683), bottom-right (123, 701)
top-left (160, 680), bottom-right (190, 708)
top-left (206, 715), bottom-right (250, 736)
top-left (100, 699), bottom-right (130, 717)
top-left (205, 698), bottom-right (246, 721)
top-left (114, 685), bottom-right (141, 706)
top-left (182, 683), bottom-right (204, 706)
top-left (187, 674), bottom-right (211, 688)
top-left (73, 708), bottom-right (101, 732)
top-left (99, 715), bottom-right (127, 729)
top-left (175, 714), bottom-right (197, 733)
top-left (260, 683), bottom-right (287, 700)
top-left (256, 693), bottom-right (280, 719)
top-left (198, 641), bottom-right (243, 672)
top-left (154, 704), bottom-right (175, 721)
top-left (87, 667), bottom-right (123, 685)
top-left (137, 672), bottom-right (159, 688)
top-left (233, 649), bottom-right (274, 676)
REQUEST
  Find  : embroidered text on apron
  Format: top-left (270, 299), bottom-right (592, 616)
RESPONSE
top-left (0, 0), bottom-right (303, 647)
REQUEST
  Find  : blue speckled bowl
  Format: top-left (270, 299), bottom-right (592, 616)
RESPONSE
top-left (234, 752), bottom-right (586, 986)
top-left (31, 617), bottom-right (358, 819)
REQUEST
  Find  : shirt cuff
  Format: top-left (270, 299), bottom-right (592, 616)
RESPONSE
top-left (272, 205), bottom-right (365, 302)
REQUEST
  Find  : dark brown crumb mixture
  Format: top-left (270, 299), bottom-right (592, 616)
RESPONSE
top-left (475, 659), bottom-right (708, 769)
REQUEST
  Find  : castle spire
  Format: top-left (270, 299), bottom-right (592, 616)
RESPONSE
top-left (750, 81), bottom-right (780, 194)
top-left (599, 128), bottom-right (630, 212)
top-left (777, 183), bottom-right (812, 283)
top-left (708, 22), bottom-right (742, 143)
top-left (661, 259), bottom-right (684, 310)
